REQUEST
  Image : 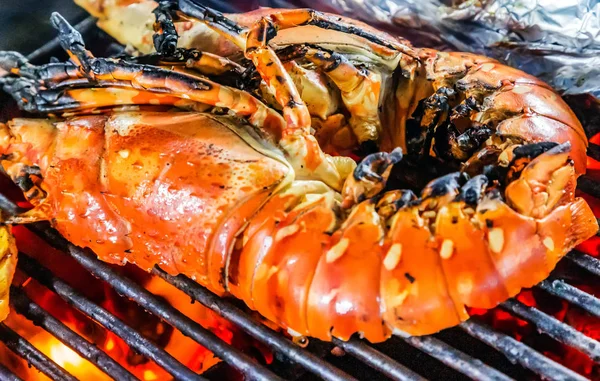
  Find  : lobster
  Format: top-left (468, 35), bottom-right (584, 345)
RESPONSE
top-left (0, 0), bottom-right (597, 343)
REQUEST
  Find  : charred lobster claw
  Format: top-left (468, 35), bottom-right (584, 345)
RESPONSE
top-left (0, 3), bottom-right (596, 343)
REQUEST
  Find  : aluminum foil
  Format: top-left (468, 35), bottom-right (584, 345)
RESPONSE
top-left (390, 0), bottom-right (600, 97)
top-left (235, 0), bottom-right (600, 98)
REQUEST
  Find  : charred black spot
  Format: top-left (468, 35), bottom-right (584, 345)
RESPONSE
top-left (404, 273), bottom-right (416, 283)
top-left (308, 12), bottom-right (397, 51)
top-left (393, 190), bottom-right (417, 209)
top-left (451, 216), bottom-right (459, 224)
top-left (422, 172), bottom-right (468, 199)
top-left (353, 149), bottom-right (403, 182)
top-left (457, 175), bottom-right (488, 206)
top-left (358, 140), bottom-right (379, 156)
top-left (0, 154), bottom-right (13, 161)
top-left (15, 175), bottom-right (34, 192)
top-left (485, 219), bottom-right (494, 228)
top-left (452, 96), bottom-right (480, 118)
top-left (124, 249), bottom-right (132, 253)
top-left (264, 20), bottom-right (278, 43)
top-left (512, 142), bottom-right (559, 160)
top-left (218, 267), bottom-right (227, 289)
top-left (275, 75), bottom-right (285, 84)
top-left (178, 0), bottom-right (244, 34)
top-left (286, 99), bottom-right (300, 108)
top-left (483, 164), bottom-right (504, 183)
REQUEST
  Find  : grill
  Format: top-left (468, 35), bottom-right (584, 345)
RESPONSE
top-left (0, 15), bottom-right (599, 381)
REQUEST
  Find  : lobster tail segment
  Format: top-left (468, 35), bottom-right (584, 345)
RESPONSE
top-left (381, 141), bottom-right (597, 336)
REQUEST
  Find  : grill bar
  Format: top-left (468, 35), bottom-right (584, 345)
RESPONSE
top-left (400, 335), bottom-right (514, 381)
top-left (588, 143), bottom-right (600, 161)
top-left (152, 267), bottom-right (359, 381)
top-left (0, 16), bottom-right (598, 379)
top-left (538, 279), bottom-right (600, 318)
top-left (0, 363), bottom-right (23, 381)
top-left (578, 176), bottom-right (600, 199)
top-left (330, 337), bottom-right (424, 381)
top-left (25, 222), bottom-right (284, 381)
top-left (0, 324), bottom-right (77, 381)
top-left (26, 17), bottom-right (96, 63)
top-left (568, 251), bottom-right (600, 277)
top-left (9, 288), bottom-right (139, 381)
top-left (16, 253), bottom-right (205, 381)
top-left (460, 320), bottom-right (587, 381)
top-left (500, 299), bottom-right (600, 362)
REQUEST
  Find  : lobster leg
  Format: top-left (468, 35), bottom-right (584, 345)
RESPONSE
top-left (3, 14), bottom-right (352, 190)
top-left (177, 0), bottom-right (407, 59)
top-left (176, 0), bottom-right (247, 49)
top-left (154, 5), bottom-right (353, 189)
top-left (145, 3), bottom-right (246, 77)
top-left (1, 78), bottom-right (213, 114)
top-left (408, 87), bottom-right (455, 158)
top-left (0, 17), bottom-right (286, 136)
top-left (300, 47), bottom-right (383, 148)
top-left (130, 49), bottom-right (245, 77)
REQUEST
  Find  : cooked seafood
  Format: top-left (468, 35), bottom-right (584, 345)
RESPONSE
top-left (0, 1), bottom-right (596, 342)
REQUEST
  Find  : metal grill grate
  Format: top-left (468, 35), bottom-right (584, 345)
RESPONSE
top-left (0, 16), bottom-right (599, 381)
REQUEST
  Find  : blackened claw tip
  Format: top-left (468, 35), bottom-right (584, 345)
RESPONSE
top-left (389, 147), bottom-right (403, 163)
top-left (553, 141), bottom-right (572, 154)
top-left (50, 12), bottom-right (70, 32)
top-left (0, 51), bottom-right (28, 71)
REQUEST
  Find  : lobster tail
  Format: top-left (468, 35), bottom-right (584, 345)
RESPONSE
top-left (234, 140), bottom-right (597, 340)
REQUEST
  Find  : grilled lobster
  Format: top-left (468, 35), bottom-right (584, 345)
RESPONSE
top-left (0, 0), bottom-right (597, 342)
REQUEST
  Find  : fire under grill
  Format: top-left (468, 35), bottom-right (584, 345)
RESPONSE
top-left (1, 16), bottom-right (600, 381)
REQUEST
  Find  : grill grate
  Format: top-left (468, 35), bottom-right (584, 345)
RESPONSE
top-left (0, 15), bottom-right (599, 381)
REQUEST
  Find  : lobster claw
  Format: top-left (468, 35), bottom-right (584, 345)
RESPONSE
top-left (505, 142), bottom-right (576, 219)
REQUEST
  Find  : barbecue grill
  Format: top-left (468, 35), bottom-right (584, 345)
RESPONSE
top-left (0, 15), bottom-right (599, 381)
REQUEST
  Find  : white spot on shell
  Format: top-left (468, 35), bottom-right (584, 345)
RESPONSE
top-left (149, 99), bottom-right (161, 105)
top-left (388, 289), bottom-right (410, 308)
top-left (498, 150), bottom-right (510, 166)
top-left (274, 224), bottom-right (300, 242)
top-left (488, 228), bottom-right (505, 254)
top-left (383, 243), bottom-right (402, 271)
top-left (118, 149), bottom-right (130, 159)
top-left (287, 327), bottom-right (302, 337)
top-left (457, 275), bottom-right (473, 295)
top-left (422, 211), bottom-right (436, 219)
top-left (512, 86), bottom-right (531, 94)
top-left (255, 263), bottom-right (268, 280)
top-left (480, 63), bottom-right (495, 72)
top-left (321, 288), bottom-right (339, 304)
top-left (543, 236), bottom-right (555, 251)
top-left (326, 238), bottom-right (349, 263)
top-left (440, 239), bottom-right (454, 259)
